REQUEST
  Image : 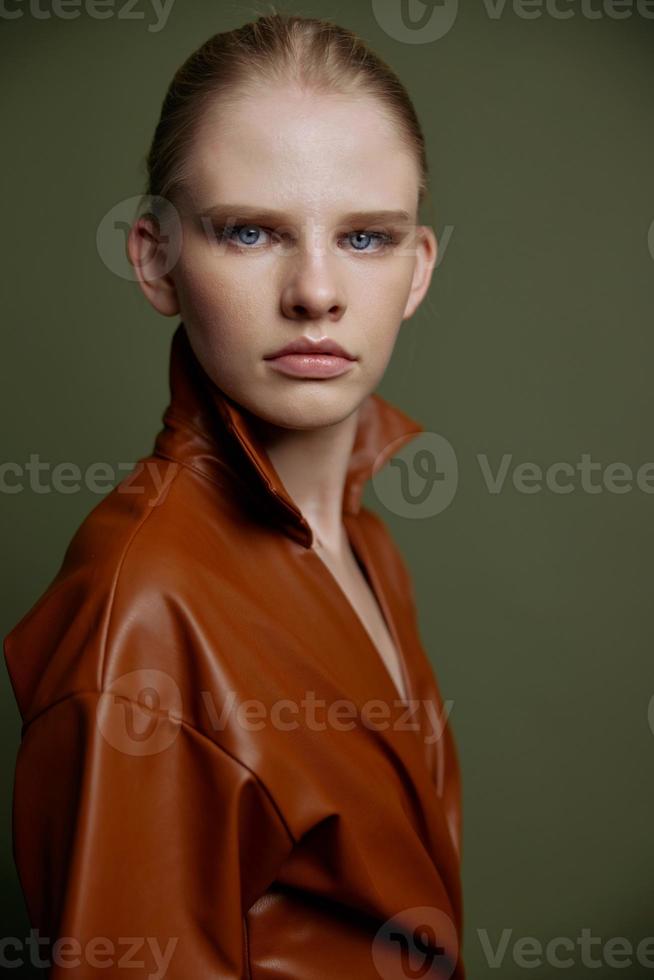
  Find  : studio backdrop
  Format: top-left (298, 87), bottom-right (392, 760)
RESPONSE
top-left (2, 2), bottom-right (653, 977)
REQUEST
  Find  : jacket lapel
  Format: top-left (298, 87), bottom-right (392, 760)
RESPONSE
top-left (155, 323), bottom-right (461, 901)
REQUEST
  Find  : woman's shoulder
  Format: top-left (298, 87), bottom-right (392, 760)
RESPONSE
top-left (2, 453), bottom-right (233, 730)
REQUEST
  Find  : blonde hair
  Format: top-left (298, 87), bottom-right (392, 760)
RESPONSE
top-left (144, 9), bottom-right (433, 217)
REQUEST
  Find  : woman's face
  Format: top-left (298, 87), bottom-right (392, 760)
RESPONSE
top-left (132, 84), bottom-right (437, 430)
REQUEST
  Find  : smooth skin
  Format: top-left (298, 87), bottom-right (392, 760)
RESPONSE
top-left (128, 85), bottom-right (437, 691)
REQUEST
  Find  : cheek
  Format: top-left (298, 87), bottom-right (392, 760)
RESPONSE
top-left (361, 319), bottom-right (403, 374)
top-left (354, 263), bottom-right (415, 369)
top-left (357, 260), bottom-right (414, 330)
top-left (360, 253), bottom-right (414, 308)
top-left (175, 247), bottom-right (265, 335)
top-left (173, 258), bottom-right (289, 401)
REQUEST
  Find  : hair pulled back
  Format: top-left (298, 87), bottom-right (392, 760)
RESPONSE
top-left (144, 9), bottom-right (431, 214)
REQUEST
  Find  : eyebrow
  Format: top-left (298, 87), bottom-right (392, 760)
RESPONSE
top-left (195, 204), bottom-right (414, 226)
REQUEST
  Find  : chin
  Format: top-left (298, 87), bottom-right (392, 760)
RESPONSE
top-left (239, 381), bottom-right (369, 432)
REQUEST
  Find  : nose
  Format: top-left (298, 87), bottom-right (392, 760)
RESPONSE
top-left (279, 233), bottom-right (347, 323)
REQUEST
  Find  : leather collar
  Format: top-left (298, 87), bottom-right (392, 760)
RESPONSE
top-left (153, 323), bottom-right (424, 548)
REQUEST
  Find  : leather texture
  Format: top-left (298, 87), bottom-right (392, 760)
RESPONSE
top-left (4, 323), bottom-right (465, 979)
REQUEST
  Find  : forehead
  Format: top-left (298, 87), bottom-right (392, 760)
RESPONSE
top-left (184, 85), bottom-right (420, 217)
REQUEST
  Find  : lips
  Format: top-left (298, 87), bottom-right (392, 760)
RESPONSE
top-left (264, 337), bottom-right (356, 360)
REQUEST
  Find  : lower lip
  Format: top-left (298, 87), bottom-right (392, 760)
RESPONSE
top-left (265, 353), bottom-right (356, 379)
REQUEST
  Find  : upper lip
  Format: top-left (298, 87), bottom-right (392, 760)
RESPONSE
top-left (264, 336), bottom-right (356, 360)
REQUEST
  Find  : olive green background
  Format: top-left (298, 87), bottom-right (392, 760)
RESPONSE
top-left (2, 1), bottom-right (654, 976)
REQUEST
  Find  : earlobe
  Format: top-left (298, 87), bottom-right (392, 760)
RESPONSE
top-left (127, 216), bottom-right (180, 317)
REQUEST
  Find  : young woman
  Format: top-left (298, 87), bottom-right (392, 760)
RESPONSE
top-left (4, 13), bottom-right (465, 979)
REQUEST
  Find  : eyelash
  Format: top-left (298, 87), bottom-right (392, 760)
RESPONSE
top-left (211, 223), bottom-right (398, 254)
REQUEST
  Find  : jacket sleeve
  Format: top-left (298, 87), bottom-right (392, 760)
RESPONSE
top-left (11, 689), bottom-right (295, 978)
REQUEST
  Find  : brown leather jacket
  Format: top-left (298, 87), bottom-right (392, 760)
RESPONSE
top-left (4, 323), bottom-right (465, 979)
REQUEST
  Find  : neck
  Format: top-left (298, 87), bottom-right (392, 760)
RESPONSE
top-left (248, 408), bottom-right (361, 554)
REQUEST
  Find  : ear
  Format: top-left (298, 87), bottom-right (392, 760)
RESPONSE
top-left (127, 213), bottom-right (180, 317)
top-left (401, 224), bottom-right (438, 321)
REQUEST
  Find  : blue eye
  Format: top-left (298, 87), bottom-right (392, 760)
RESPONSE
top-left (209, 223), bottom-right (270, 248)
top-left (213, 222), bottom-right (395, 253)
top-left (347, 231), bottom-right (393, 252)
top-left (233, 225), bottom-right (267, 246)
